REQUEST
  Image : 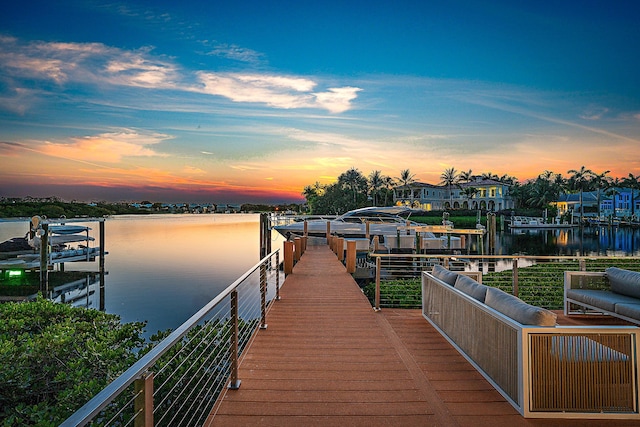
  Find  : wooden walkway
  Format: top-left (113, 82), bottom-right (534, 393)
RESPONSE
top-left (207, 244), bottom-right (637, 427)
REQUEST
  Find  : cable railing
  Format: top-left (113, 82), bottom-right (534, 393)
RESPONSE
top-left (60, 249), bottom-right (283, 427)
top-left (367, 253), bottom-right (640, 310)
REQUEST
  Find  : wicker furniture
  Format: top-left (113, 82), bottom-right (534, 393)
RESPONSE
top-left (423, 266), bottom-right (640, 419)
top-left (565, 267), bottom-right (640, 325)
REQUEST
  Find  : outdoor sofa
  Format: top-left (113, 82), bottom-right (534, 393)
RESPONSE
top-left (423, 264), bottom-right (640, 419)
top-left (565, 267), bottom-right (640, 325)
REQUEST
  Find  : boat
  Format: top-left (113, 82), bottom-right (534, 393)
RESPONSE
top-left (28, 224), bottom-right (93, 249)
top-left (272, 206), bottom-right (462, 250)
top-left (508, 216), bottom-right (576, 229)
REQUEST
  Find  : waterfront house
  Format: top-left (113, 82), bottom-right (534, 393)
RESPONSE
top-left (553, 192), bottom-right (598, 222)
top-left (393, 177), bottom-right (515, 211)
top-left (600, 189), bottom-right (640, 219)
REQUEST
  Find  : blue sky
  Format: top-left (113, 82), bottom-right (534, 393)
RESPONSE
top-left (1, 0), bottom-right (639, 203)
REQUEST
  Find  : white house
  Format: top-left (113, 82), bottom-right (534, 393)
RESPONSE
top-left (393, 177), bottom-right (515, 211)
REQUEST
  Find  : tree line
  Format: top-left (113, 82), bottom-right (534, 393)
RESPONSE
top-left (302, 166), bottom-right (640, 217)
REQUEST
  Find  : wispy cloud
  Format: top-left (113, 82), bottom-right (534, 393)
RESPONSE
top-left (579, 106), bottom-right (609, 121)
top-left (0, 140), bottom-right (26, 157)
top-left (104, 51), bottom-right (179, 88)
top-left (314, 87), bottom-right (362, 114)
top-left (453, 87), bottom-right (640, 145)
top-left (0, 37), bottom-right (177, 88)
top-left (206, 43), bottom-right (265, 65)
top-left (183, 165), bottom-right (207, 175)
top-left (195, 72), bottom-right (360, 113)
top-left (37, 130), bottom-right (171, 163)
top-left (0, 36), bottom-right (360, 113)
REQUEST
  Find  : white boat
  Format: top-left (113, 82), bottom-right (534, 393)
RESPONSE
top-left (273, 206), bottom-right (461, 250)
top-left (509, 216), bottom-right (576, 229)
top-left (28, 224), bottom-right (94, 249)
top-left (273, 206), bottom-right (413, 237)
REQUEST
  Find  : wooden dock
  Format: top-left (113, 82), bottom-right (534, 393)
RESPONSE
top-left (207, 244), bottom-right (638, 426)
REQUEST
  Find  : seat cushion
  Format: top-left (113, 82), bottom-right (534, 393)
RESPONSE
top-left (454, 274), bottom-right (488, 303)
top-left (485, 287), bottom-right (556, 326)
top-left (606, 267), bottom-right (640, 299)
top-left (566, 289), bottom-right (639, 312)
top-left (614, 303), bottom-right (640, 321)
top-left (432, 264), bottom-right (458, 286)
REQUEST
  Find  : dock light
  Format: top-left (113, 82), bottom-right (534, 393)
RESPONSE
top-left (8, 270), bottom-right (23, 277)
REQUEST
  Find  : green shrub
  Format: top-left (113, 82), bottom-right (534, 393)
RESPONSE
top-left (0, 297), bottom-right (147, 426)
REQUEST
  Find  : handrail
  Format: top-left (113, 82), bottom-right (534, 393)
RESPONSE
top-left (61, 248), bottom-right (282, 427)
top-left (369, 252), bottom-right (640, 311)
top-left (369, 253), bottom-right (640, 260)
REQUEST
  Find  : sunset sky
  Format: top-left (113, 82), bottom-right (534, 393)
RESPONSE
top-left (1, 0), bottom-right (639, 204)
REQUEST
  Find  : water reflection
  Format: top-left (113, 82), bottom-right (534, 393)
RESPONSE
top-left (499, 226), bottom-right (640, 256)
top-left (0, 214), bottom-right (284, 337)
top-left (103, 214), bottom-right (283, 336)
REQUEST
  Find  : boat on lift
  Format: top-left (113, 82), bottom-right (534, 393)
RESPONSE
top-left (272, 206), bottom-right (462, 250)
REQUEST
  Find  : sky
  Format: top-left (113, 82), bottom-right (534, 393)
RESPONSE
top-left (1, 0), bottom-right (639, 204)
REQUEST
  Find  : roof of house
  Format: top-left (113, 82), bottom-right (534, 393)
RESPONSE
top-left (398, 178), bottom-right (508, 190)
top-left (556, 192), bottom-right (599, 203)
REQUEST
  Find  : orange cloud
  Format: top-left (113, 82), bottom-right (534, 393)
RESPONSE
top-left (38, 130), bottom-right (170, 163)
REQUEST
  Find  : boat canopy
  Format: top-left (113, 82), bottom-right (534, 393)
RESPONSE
top-left (336, 206), bottom-right (415, 220)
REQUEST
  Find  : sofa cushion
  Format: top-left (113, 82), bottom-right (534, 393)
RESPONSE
top-left (485, 287), bottom-right (557, 326)
top-left (606, 267), bottom-right (640, 299)
top-left (614, 303), bottom-right (640, 321)
top-left (432, 264), bottom-right (458, 286)
top-left (566, 289), bottom-right (640, 312)
top-left (454, 275), bottom-right (488, 303)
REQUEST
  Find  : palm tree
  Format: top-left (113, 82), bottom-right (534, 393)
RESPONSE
top-left (396, 169), bottom-right (416, 187)
top-left (567, 166), bottom-right (594, 224)
top-left (368, 170), bottom-right (385, 206)
top-left (395, 169), bottom-right (416, 202)
top-left (459, 169), bottom-right (473, 182)
top-left (440, 167), bottom-right (459, 208)
top-left (339, 167), bottom-right (367, 204)
top-left (590, 170), bottom-right (611, 220)
top-left (499, 174), bottom-right (518, 185)
top-left (481, 172), bottom-right (499, 181)
top-left (526, 172), bottom-right (562, 208)
top-left (382, 176), bottom-right (395, 206)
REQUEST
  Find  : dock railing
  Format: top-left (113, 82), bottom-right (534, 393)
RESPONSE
top-left (367, 253), bottom-right (640, 311)
top-left (61, 249), bottom-right (283, 427)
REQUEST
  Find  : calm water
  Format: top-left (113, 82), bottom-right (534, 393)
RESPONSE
top-left (494, 226), bottom-right (640, 256)
top-left (1, 215), bottom-right (638, 335)
top-left (0, 214), bottom-right (285, 336)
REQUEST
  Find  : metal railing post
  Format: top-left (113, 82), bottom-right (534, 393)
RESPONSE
top-left (375, 257), bottom-right (381, 311)
top-left (579, 258), bottom-right (586, 271)
top-left (275, 252), bottom-right (281, 300)
top-left (512, 258), bottom-right (519, 297)
top-left (40, 223), bottom-right (49, 293)
top-left (260, 263), bottom-right (268, 329)
top-left (228, 290), bottom-right (241, 390)
top-left (134, 372), bottom-right (154, 427)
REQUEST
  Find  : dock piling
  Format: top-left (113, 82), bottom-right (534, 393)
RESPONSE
top-left (283, 241), bottom-right (294, 275)
top-left (346, 240), bottom-right (356, 273)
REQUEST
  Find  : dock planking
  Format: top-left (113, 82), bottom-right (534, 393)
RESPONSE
top-left (207, 244), bottom-right (637, 427)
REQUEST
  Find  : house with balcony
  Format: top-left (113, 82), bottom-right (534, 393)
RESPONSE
top-left (599, 189), bottom-right (640, 219)
top-left (393, 177), bottom-right (515, 211)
